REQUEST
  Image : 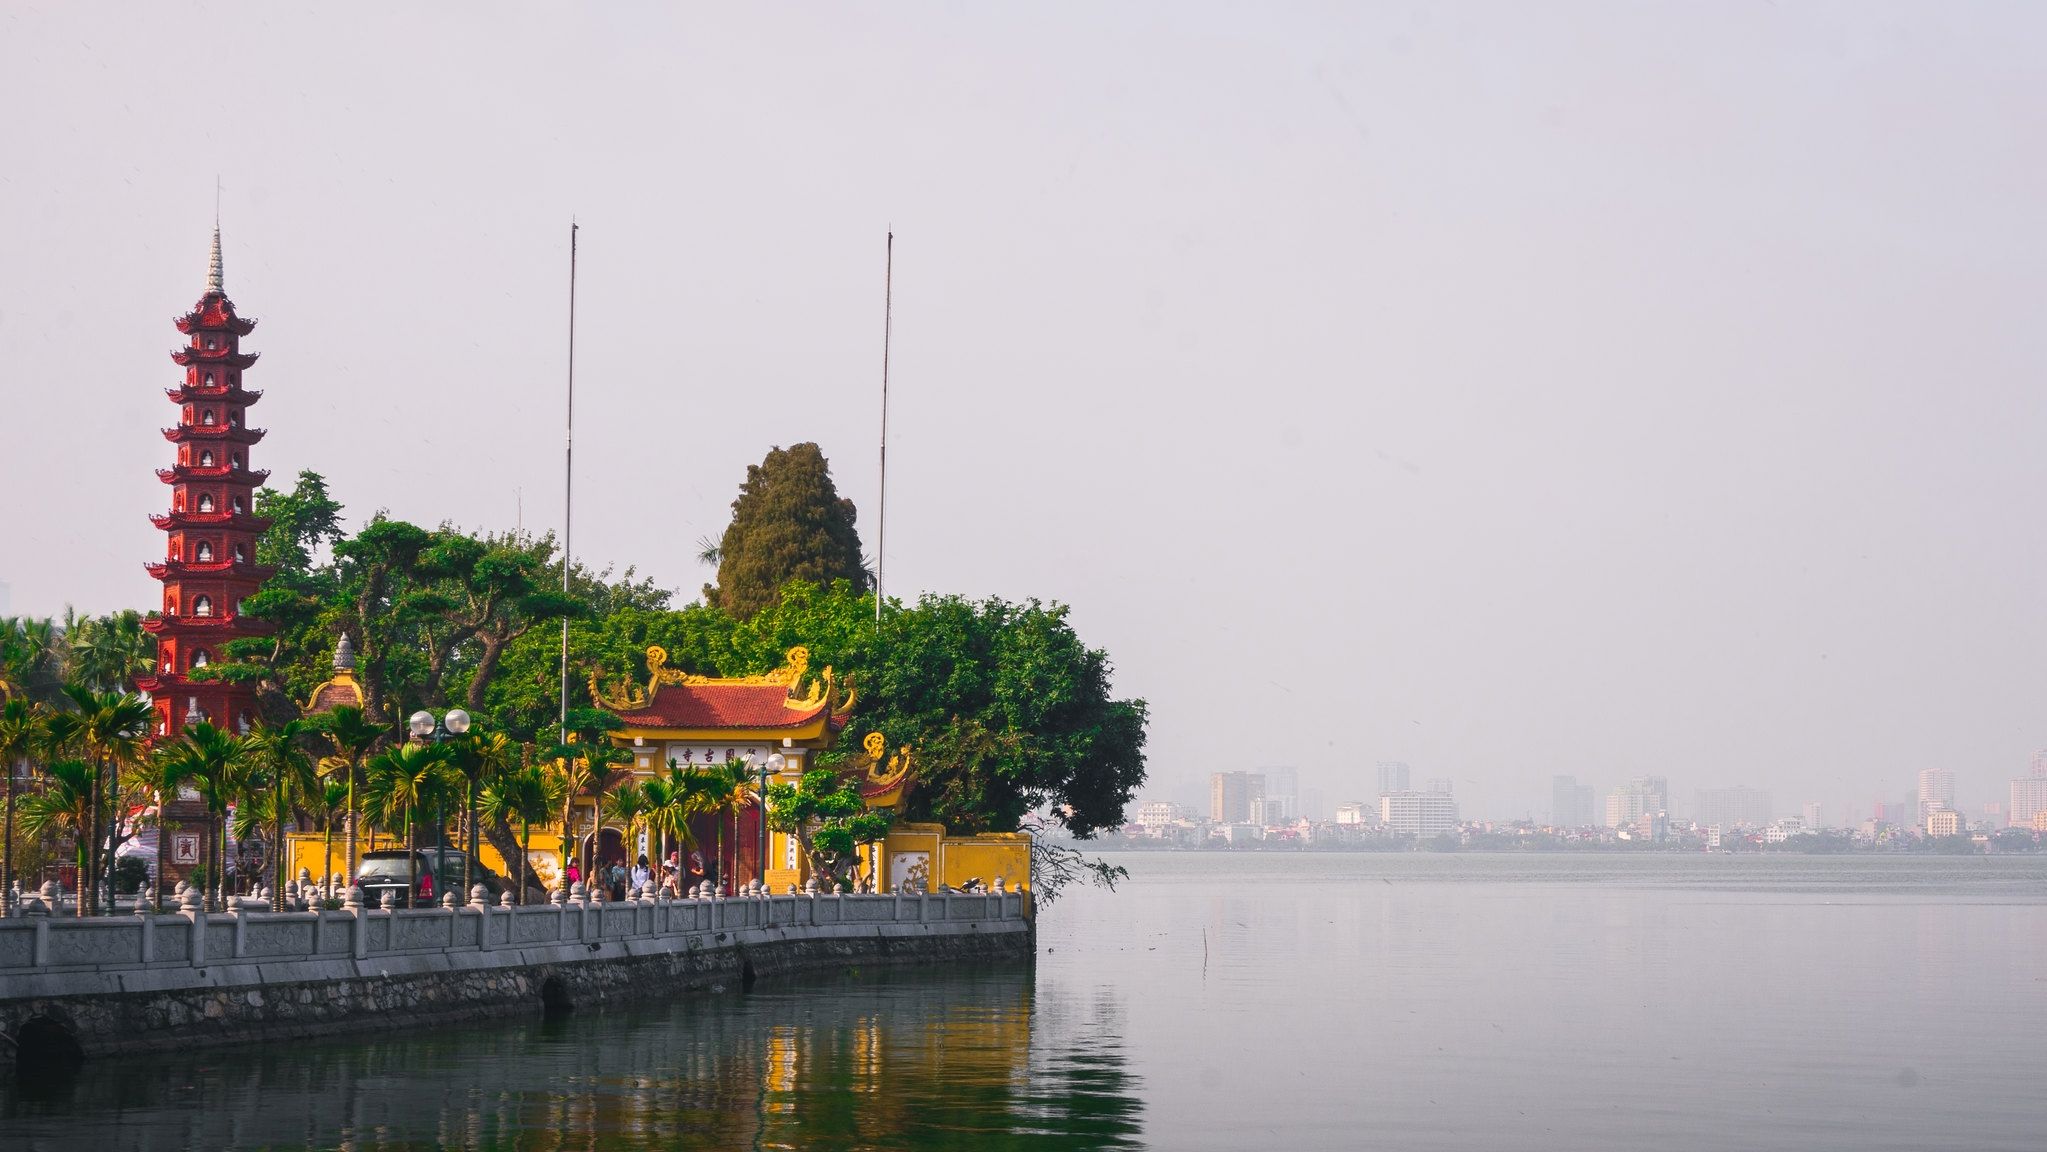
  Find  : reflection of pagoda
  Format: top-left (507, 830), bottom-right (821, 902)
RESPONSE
top-left (136, 229), bottom-right (275, 740)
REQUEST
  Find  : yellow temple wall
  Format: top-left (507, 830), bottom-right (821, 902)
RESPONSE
top-left (285, 829), bottom-right (566, 891)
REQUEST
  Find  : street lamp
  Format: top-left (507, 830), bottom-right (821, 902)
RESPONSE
top-left (408, 709), bottom-right (470, 898)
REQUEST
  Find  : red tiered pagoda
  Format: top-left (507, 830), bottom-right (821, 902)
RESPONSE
top-left (137, 229), bottom-right (276, 739)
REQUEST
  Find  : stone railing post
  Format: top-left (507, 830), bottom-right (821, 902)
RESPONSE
top-left (137, 894), bottom-right (155, 964)
top-left (181, 884), bottom-right (207, 967)
top-left (472, 885), bottom-right (492, 952)
top-left (345, 886), bottom-right (368, 960)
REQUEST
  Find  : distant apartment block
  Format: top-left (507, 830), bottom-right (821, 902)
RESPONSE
top-left (1918, 768), bottom-right (1956, 823)
top-left (1802, 801), bottom-right (1823, 832)
top-left (1375, 761), bottom-right (1411, 795)
top-left (1137, 801), bottom-right (1186, 827)
top-left (1694, 786), bottom-right (1774, 830)
top-left (1210, 771), bottom-right (1266, 824)
top-left (1381, 790), bottom-right (1458, 837)
top-left (1926, 808), bottom-right (1964, 837)
top-left (1605, 776), bottom-right (1668, 828)
top-left (2009, 773), bottom-right (2047, 830)
top-left (1552, 775), bottom-right (1596, 828)
top-left (1334, 801), bottom-right (1372, 825)
top-left (1265, 767), bottom-right (1300, 821)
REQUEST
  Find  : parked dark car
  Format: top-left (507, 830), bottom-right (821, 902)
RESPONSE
top-left (355, 848), bottom-right (505, 908)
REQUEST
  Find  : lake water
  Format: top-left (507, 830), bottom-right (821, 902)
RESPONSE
top-left (4, 852), bottom-right (2045, 1150)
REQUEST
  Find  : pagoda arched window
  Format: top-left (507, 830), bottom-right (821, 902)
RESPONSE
top-left (197, 494), bottom-right (215, 513)
top-left (231, 496), bottom-right (244, 515)
top-left (165, 595), bottom-right (178, 615)
top-left (191, 650), bottom-right (210, 669)
top-left (233, 544), bottom-right (247, 563)
top-left (204, 372), bottom-right (215, 387)
top-left (231, 452), bottom-right (243, 469)
top-left (199, 449), bottom-right (215, 468)
top-left (196, 541), bottom-right (214, 562)
top-left (193, 595), bottom-right (213, 618)
top-left (202, 409), bottom-right (217, 426)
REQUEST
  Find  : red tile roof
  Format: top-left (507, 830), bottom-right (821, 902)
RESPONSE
top-left (612, 683), bottom-right (828, 731)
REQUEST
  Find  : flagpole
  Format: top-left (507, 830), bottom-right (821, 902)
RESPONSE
top-left (561, 222), bottom-right (578, 743)
top-left (877, 231), bottom-right (893, 625)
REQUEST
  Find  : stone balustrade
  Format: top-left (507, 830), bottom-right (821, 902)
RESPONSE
top-left (0, 882), bottom-right (1031, 993)
top-left (0, 880), bottom-right (1032, 1065)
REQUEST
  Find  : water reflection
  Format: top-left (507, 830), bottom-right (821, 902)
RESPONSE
top-left (1, 966), bottom-right (1142, 1151)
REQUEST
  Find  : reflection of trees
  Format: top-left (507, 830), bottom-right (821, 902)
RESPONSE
top-left (0, 967), bottom-right (1142, 1151)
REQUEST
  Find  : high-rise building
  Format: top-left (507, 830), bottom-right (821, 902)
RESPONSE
top-left (1926, 809), bottom-right (1964, 837)
top-left (1694, 787), bottom-right (1774, 829)
top-left (1334, 802), bottom-right (1372, 825)
top-left (2009, 777), bottom-right (2047, 829)
top-left (1605, 776), bottom-right (1668, 828)
top-left (1137, 801), bottom-right (1185, 828)
top-left (1381, 790), bottom-right (1458, 836)
top-left (1376, 762), bottom-right (1411, 795)
top-left (1209, 771), bottom-right (1265, 823)
top-left (1802, 801), bottom-right (1823, 832)
top-left (1552, 776), bottom-right (1596, 828)
top-left (1918, 769), bottom-right (1956, 823)
top-left (1265, 767), bottom-right (1300, 821)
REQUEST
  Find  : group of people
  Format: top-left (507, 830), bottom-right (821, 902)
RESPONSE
top-left (561, 849), bottom-right (712, 901)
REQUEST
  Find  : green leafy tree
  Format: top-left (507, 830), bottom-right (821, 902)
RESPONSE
top-left (766, 768), bottom-right (892, 886)
top-left (705, 443), bottom-right (869, 620)
top-left (446, 731), bottom-right (521, 896)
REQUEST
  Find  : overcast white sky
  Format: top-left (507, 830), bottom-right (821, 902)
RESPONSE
top-left (4, 3), bottom-right (2044, 823)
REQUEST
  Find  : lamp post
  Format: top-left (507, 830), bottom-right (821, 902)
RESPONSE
top-left (408, 708), bottom-right (470, 899)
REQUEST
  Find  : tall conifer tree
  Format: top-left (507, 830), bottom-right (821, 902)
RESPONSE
top-left (706, 443), bottom-right (868, 619)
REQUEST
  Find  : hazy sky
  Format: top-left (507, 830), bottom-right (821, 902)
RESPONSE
top-left (4, 3), bottom-right (2044, 822)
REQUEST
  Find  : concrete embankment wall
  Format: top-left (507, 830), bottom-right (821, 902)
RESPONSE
top-left (0, 889), bottom-right (1032, 1066)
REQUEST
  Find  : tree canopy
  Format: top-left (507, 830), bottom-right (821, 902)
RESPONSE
top-left (704, 442), bottom-right (869, 620)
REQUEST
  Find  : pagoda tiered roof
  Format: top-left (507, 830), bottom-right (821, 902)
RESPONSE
top-left (157, 465), bottom-right (270, 486)
top-left (149, 509), bottom-right (273, 533)
top-left (162, 424), bottom-right (265, 445)
top-left (174, 296), bottom-right (256, 336)
top-left (142, 613), bottom-right (275, 637)
top-left (170, 347), bottom-right (259, 369)
top-left (165, 384), bottom-right (263, 405)
top-left (144, 558), bottom-right (277, 581)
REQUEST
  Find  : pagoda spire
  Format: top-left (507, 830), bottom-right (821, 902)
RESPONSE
top-left (206, 226), bottom-right (224, 297)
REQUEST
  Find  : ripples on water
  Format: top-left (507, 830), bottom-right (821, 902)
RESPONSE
top-left (4, 854), bottom-right (2044, 1150)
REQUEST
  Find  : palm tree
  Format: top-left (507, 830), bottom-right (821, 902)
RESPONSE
top-left (156, 722), bottom-right (251, 911)
top-left (447, 730), bottom-right (520, 897)
top-left (131, 744), bottom-right (187, 909)
top-left (0, 698), bottom-right (44, 900)
top-left (43, 685), bottom-right (152, 914)
top-left (69, 611), bottom-right (153, 694)
top-left (245, 721), bottom-right (319, 909)
top-left (18, 759), bottom-right (95, 911)
top-left (683, 765), bottom-right (757, 892)
top-left (363, 743), bottom-right (453, 905)
top-left (603, 780), bottom-right (650, 889)
top-left (480, 764), bottom-right (557, 904)
top-left (320, 705), bottom-right (383, 887)
top-left (641, 769), bottom-right (703, 892)
top-left (314, 777), bottom-right (348, 897)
